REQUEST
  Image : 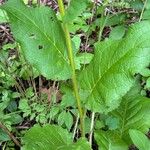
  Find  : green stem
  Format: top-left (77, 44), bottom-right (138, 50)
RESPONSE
top-left (98, 7), bottom-right (109, 41)
top-left (57, 0), bottom-right (85, 137)
top-left (139, 0), bottom-right (147, 22)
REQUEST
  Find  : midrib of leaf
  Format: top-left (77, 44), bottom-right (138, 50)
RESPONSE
top-left (88, 45), bottom-right (134, 96)
top-left (87, 37), bottom-right (149, 99)
top-left (119, 98), bottom-right (144, 138)
top-left (120, 100), bottom-right (128, 138)
top-left (7, 7), bottom-right (68, 63)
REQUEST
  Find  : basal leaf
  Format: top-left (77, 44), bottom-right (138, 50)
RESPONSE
top-left (22, 124), bottom-right (91, 150)
top-left (63, 0), bottom-right (89, 23)
top-left (95, 131), bottom-right (128, 150)
top-left (129, 129), bottom-right (150, 150)
top-left (111, 84), bottom-right (150, 143)
top-left (1, 0), bottom-right (71, 80)
top-left (95, 84), bottom-right (150, 149)
top-left (79, 21), bottom-right (150, 113)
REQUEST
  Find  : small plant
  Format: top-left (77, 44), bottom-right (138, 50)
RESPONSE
top-left (0, 0), bottom-right (150, 149)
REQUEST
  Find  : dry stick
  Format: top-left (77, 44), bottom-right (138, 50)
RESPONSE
top-left (57, 0), bottom-right (85, 137)
top-left (0, 122), bottom-right (21, 147)
top-left (139, 0), bottom-right (147, 22)
top-left (89, 112), bottom-right (95, 146)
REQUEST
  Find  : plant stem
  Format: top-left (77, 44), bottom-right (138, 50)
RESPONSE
top-left (89, 112), bottom-right (95, 146)
top-left (57, 0), bottom-right (85, 137)
top-left (139, 0), bottom-right (147, 22)
top-left (73, 114), bottom-right (79, 140)
top-left (98, 8), bottom-right (109, 42)
top-left (0, 122), bottom-right (21, 147)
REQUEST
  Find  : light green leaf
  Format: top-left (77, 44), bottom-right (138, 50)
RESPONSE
top-left (146, 0), bottom-right (150, 9)
top-left (75, 53), bottom-right (94, 70)
top-left (129, 129), bottom-right (150, 150)
top-left (19, 99), bottom-right (31, 112)
top-left (72, 35), bottom-right (81, 52)
top-left (1, 0), bottom-right (71, 80)
top-left (60, 84), bottom-right (76, 107)
top-left (145, 77), bottom-right (150, 89)
top-left (64, 112), bottom-right (73, 130)
top-left (95, 83), bottom-right (150, 149)
top-left (95, 131), bottom-right (128, 150)
top-left (140, 68), bottom-right (150, 77)
top-left (109, 25), bottom-right (126, 40)
top-left (79, 21), bottom-right (150, 113)
top-left (22, 124), bottom-right (91, 150)
top-left (0, 9), bottom-right (8, 23)
top-left (143, 10), bottom-right (150, 20)
top-left (23, 0), bottom-right (28, 4)
top-left (105, 116), bottom-right (119, 130)
top-left (63, 0), bottom-right (89, 23)
top-left (111, 84), bottom-right (150, 143)
top-left (58, 111), bottom-right (66, 126)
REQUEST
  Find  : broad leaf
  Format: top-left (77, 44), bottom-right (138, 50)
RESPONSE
top-left (129, 129), bottom-right (150, 150)
top-left (79, 21), bottom-right (150, 113)
top-left (95, 131), bottom-right (128, 150)
top-left (1, 0), bottom-right (71, 80)
top-left (22, 124), bottom-right (91, 150)
top-left (95, 84), bottom-right (150, 149)
top-left (110, 84), bottom-right (150, 143)
top-left (63, 0), bottom-right (89, 23)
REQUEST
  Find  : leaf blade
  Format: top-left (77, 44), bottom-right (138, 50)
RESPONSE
top-left (1, 0), bottom-right (71, 80)
top-left (63, 0), bottom-right (89, 23)
top-left (129, 129), bottom-right (150, 150)
top-left (79, 21), bottom-right (150, 113)
top-left (22, 124), bottom-right (91, 150)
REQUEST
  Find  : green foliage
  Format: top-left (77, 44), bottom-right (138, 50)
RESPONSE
top-left (95, 83), bottom-right (150, 149)
top-left (109, 25), bottom-right (126, 40)
top-left (95, 131), bottom-right (128, 150)
top-left (63, 0), bottom-right (90, 23)
top-left (129, 129), bottom-right (150, 150)
top-left (1, 0), bottom-right (71, 80)
top-left (79, 21), bottom-right (150, 113)
top-left (0, 9), bottom-right (8, 23)
top-left (1, 0), bottom-right (150, 149)
top-left (22, 124), bottom-right (91, 150)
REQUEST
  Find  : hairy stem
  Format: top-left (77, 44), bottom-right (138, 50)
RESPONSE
top-left (0, 122), bottom-right (21, 147)
top-left (57, 0), bottom-right (85, 137)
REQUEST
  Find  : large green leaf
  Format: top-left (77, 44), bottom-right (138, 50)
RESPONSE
top-left (79, 21), bottom-right (150, 113)
top-left (1, 0), bottom-right (71, 80)
top-left (22, 124), bottom-right (91, 150)
top-left (95, 131), bottom-right (128, 150)
top-left (129, 129), bottom-right (150, 150)
top-left (95, 84), bottom-right (150, 149)
top-left (111, 84), bottom-right (150, 142)
top-left (63, 0), bottom-right (89, 23)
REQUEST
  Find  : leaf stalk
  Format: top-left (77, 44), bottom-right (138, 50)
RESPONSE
top-left (57, 0), bottom-right (85, 137)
